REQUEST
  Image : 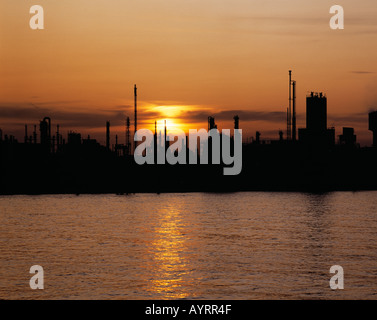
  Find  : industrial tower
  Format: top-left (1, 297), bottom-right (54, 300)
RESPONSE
top-left (287, 70), bottom-right (297, 141)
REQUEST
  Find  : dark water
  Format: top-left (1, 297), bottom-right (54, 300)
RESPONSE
top-left (1, 192), bottom-right (377, 300)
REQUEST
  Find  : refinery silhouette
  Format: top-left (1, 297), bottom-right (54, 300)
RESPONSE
top-left (1, 71), bottom-right (377, 194)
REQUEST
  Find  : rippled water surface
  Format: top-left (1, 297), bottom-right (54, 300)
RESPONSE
top-left (1, 192), bottom-right (377, 299)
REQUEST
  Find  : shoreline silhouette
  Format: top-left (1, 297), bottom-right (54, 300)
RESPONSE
top-left (1, 85), bottom-right (377, 195)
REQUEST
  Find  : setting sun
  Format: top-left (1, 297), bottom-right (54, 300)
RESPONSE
top-left (144, 105), bottom-right (200, 134)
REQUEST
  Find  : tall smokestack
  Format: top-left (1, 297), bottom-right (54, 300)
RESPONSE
top-left (292, 80), bottom-right (297, 141)
top-left (165, 120), bottom-right (168, 150)
top-left (287, 70), bottom-right (292, 140)
top-left (134, 84), bottom-right (137, 152)
top-left (134, 84), bottom-right (137, 135)
top-left (234, 115), bottom-right (239, 130)
top-left (126, 117), bottom-right (130, 155)
top-left (106, 121), bottom-right (110, 150)
top-left (154, 120), bottom-right (158, 162)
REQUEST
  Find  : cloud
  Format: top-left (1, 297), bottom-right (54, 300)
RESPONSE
top-left (221, 11), bottom-right (377, 36)
top-left (327, 113), bottom-right (369, 128)
top-left (0, 103), bottom-right (134, 129)
top-left (350, 71), bottom-right (375, 74)
top-left (178, 109), bottom-right (287, 123)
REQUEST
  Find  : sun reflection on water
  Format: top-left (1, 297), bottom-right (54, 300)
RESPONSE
top-left (147, 206), bottom-right (191, 299)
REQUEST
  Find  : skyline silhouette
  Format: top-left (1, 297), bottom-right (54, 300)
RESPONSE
top-left (1, 77), bottom-right (377, 149)
top-left (1, 81), bottom-right (377, 194)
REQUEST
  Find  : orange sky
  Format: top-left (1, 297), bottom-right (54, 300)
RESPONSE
top-left (1, 0), bottom-right (377, 145)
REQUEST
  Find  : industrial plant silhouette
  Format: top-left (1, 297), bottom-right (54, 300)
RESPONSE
top-left (1, 72), bottom-right (377, 194)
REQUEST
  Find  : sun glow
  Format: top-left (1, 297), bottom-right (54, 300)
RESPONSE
top-left (146, 105), bottom-right (197, 134)
top-left (156, 119), bottom-right (181, 133)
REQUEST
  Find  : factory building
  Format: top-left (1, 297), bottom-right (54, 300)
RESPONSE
top-left (298, 92), bottom-right (335, 147)
top-left (39, 117), bottom-right (51, 149)
top-left (339, 127), bottom-right (356, 146)
top-left (369, 111), bottom-right (377, 147)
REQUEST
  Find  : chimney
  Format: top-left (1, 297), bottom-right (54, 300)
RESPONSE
top-left (106, 121), bottom-right (110, 150)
